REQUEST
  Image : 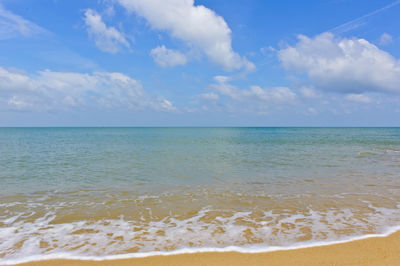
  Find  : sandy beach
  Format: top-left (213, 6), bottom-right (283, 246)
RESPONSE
top-left (17, 230), bottom-right (400, 266)
top-left (3, 129), bottom-right (400, 265)
top-left (2, 0), bottom-right (400, 262)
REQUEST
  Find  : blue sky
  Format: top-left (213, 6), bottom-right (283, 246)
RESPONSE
top-left (0, 0), bottom-right (400, 126)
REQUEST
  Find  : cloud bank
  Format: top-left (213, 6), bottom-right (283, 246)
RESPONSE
top-left (211, 82), bottom-right (296, 104)
top-left (0, 67), bottom-right (175, 111)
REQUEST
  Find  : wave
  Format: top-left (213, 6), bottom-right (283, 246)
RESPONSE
top-left (2, 225), bottom-right (400, 265)
top-left (1, 203), bottom-right (400, 265)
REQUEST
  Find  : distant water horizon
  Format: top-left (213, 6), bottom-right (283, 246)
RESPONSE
top-left (1, 126), bottom-right (399, 128)
top-left (1, 127), bottom-right (400, 264)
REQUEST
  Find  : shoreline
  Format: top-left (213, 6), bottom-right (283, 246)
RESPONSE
top-left (11, 229), bottom-right (400, 266)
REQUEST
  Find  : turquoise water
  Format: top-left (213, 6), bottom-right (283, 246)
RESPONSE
top-left (1, 128), bottom-right (400, 263)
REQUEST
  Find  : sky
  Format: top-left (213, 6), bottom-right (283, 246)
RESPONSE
top-left (0, 0), bottom-right (400, 126)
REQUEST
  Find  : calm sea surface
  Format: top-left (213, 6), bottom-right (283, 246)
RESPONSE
top-left (1, 128), bottom-right (400, 263)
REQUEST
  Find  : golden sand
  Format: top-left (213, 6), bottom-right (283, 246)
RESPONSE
top-left (17, 230), bottom-right (400, 266)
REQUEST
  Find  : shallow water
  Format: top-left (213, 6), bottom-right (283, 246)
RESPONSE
top-left (1, 127), bottom-right (400, 264)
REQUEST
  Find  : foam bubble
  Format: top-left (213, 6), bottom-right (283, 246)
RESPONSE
top-left (2, 226), bottom-right (400, 266)
top-left (1, 203), bottom-right (400, 265)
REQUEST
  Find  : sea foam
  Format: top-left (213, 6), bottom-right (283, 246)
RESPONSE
top-left (1, 203), bottom-right (400, 265)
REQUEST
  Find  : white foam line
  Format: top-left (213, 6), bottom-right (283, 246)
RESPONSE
top-left (2, 225), bottom-right (400, 265)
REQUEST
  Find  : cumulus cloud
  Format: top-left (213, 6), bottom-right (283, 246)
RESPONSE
top-left (116, 0), bottom-right (254, 71)
top-left (0, 67), bottom-right (175, 111)
top-left (192, 79), bottom-right (296, 115)
top-left (278, 32), bottom-right (400, 94)
top-left (84, 9), bottom-right (131, 53)
top-left (0, 4), bottom-right (46, 39)
top-left (150, 45), bottom-right (187, 67)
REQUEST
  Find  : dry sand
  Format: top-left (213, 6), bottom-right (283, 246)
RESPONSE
top-left (18, 230), bottom-right (400, 266)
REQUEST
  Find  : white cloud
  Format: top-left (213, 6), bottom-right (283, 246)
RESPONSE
top-left (213, 75), bottom-right (231, 83)
top-left (196, 81), bottom-right (297, 114)
top-left (150, 45), bottom-right (187, 67)
top-left (116, 0), bottom-right (254, 71)
top-left (379, 33), bottom-right (393, 46)
top-left (84, 9), bottom-right (131, 54)
top-left (248, 86), bottom-right (296, 103)
top-left (211, 82), bottom-right (296, 103)
top-left (278, 32), bottom-right (400, 94)
top-left (0, 4), bottom-right (46, 39)
top-left (345, 93), bottom-right (371, 103)
top-left (0, 67), bottom-right (175, 112)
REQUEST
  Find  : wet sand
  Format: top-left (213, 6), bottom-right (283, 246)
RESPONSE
top-left (18, 230), bottom-right (400, 266)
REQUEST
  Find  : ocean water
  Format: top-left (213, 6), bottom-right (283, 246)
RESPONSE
top-left (1, 127), bottom-right (400, 264)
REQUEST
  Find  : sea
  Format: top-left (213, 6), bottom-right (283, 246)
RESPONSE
top-left (1, 127), bottom-right (400, 264)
